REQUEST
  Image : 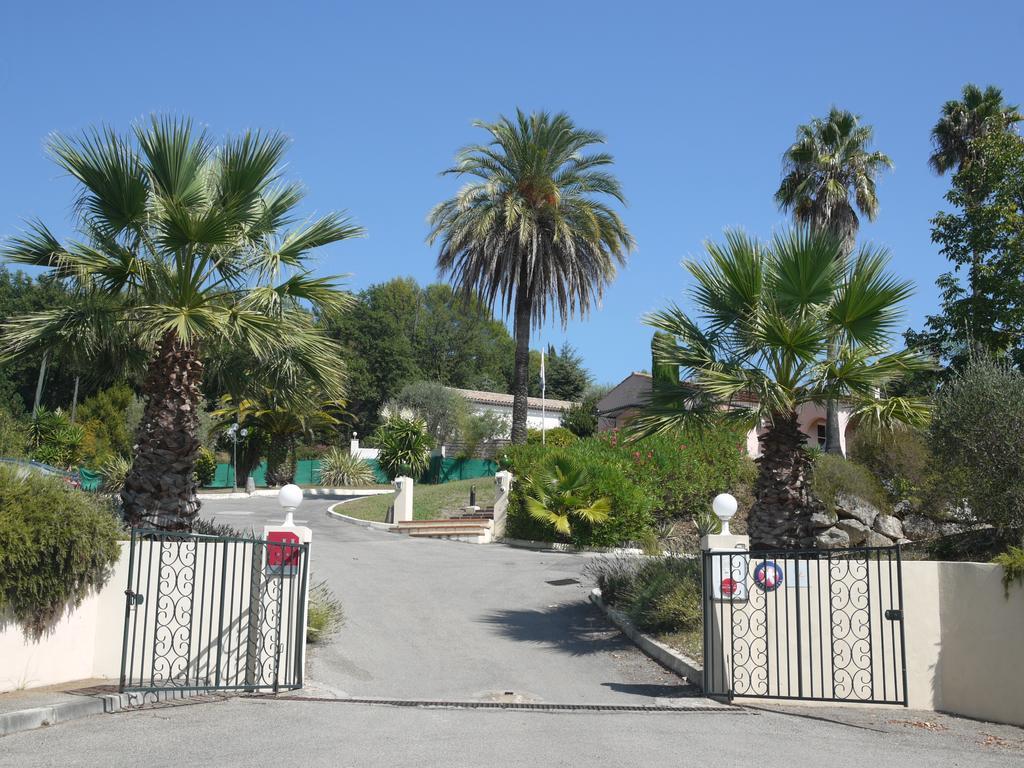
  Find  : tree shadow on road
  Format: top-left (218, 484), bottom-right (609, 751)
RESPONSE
top-left (478, 601), bottom-right (636, 658)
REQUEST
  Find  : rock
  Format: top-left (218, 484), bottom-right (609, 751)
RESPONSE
top-left (873, 514), bottom-right (904, 540)
top-left (892, 499), bottom-right (913, 518)
top-left (808, 512), bottom-right (834, 530)
top-left (834, 493), bottom-right (880, 528)
top-left (836, 518), bottom-right (870, 545)
top-left (863, 530), bottom-right (894, 547)
top-left (901, 514), bottom-right (941, 540)
top-left (814, 527), bottom-right (851, 549)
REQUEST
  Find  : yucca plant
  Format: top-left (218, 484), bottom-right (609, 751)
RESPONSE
top-left (633, 228), bottom-right (931, 550)
top-left (99, 454), bottom-right (132, 493)
top-left (372, 412), bottom-right (432, 481)
top-left (318, 447), bottom-right (376, 487)
top-left (1, 117), bottom-right (362, 529)
top-left (524, 455), bottom-right (612, 538)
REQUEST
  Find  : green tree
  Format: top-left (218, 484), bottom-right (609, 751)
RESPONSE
top-left (929, 84), bottom-right (1022, 175)
top-left (429, 110), bottom-right (634, 444)
top-left (908, 132), bottom-right (1024, 366)
top-left (372, 410), bottom-right (432, 480)
top-left (931, 356), bottom-right (1024, 534)
top-left (633, 228), bottom-right (930, 549)
top-left (775, 108), bottom-right (893, 454)
top-left (1, 117), bottom-right (360, 529)
top-left (544, 343), bottom-right (591, 401)
top-left (388, 380), bottom-right (467, 445)
top-left (560, 393), bottom-right (600, 437)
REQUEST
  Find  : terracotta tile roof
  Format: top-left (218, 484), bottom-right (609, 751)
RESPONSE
top-left (448, 387), bottom-right (577, 412)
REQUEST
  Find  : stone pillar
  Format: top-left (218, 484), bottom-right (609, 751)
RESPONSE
top-left (350, 435), bottom-right (360, 454)
top-left (492, 470), bottom-right (513, 539)
top-left (392, 476), bottom-right (414, 524)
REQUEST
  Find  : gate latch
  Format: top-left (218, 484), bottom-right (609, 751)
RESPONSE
top-left (125, 590), bottom-right (144, 607)
top-left (884, 609), bottom-right (903, 621)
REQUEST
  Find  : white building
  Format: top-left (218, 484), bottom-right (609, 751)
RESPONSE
top-left (448, 387), bottom-right (575, 438)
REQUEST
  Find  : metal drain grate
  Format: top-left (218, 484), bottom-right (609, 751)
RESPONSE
top-left (267, 696), bottom-right (742, 713)
top-left (545, 578), bottom-right (581, 586)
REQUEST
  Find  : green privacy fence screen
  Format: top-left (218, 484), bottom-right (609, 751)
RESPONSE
top-left (203, 456), bottom-right (495, 488)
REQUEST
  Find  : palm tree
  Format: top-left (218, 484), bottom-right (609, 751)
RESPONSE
top-left (929, 84), bottom-right (1022, 175)
top-left (524, 455), bottom-right (611, 538)
top-left (428, 110), bottom-right (634, 443)
top-left (632, 228), bottom-right (930, 550)
top-left (775, 108), bottom-right (893, 454)
top-left (1, 117), bottom-right (362, 529)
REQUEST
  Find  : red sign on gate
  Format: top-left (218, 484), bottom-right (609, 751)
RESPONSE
top-left (266, 530), bottom-right (301, 576)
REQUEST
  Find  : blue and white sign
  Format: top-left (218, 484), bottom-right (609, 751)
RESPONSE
top-left (753, 561), bottom-right (784, 592)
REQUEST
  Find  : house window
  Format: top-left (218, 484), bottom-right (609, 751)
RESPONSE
top-left (816, 422), bottom-right (826, 449)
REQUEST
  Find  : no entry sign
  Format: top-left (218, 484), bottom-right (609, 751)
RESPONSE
top-left (711, 552), bottom-right (749, 601)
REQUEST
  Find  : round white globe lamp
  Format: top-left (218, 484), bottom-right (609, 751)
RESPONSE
top-left (712, 493), bottom-right (738, 535)
top-left (278, 483), bottom-right (304, 527)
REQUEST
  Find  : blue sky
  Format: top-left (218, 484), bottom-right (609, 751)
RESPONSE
top-left (2, 1), bottom-right (1022, 386)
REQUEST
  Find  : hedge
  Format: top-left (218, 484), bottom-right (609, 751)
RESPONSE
top-left (0, 467), bottom-right (121, 636)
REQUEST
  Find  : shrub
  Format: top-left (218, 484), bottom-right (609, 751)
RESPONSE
top-left (0, 408), bottom-right (28, 457)
top-left (373, 413), bottom-right (432, 480)
top-left (526, 426), bottom-right (578, 447)
top-left (626, 557), bottom-right (703, 634)
top-left (77, 385), bottom-right (136, 466)
top-left (586, 554), bottom-right (703, 635)
top-left (388, 381), bottom-right (467, 445)
top-left (318, 447), bottom-right (376, 487)
top-left (523, 455), bottom-right (611, 538)
top-left (809, 454), bottom-right (888, 515)
top-left (993, 546), bottom-right (1024, 597)
top-left (306, 580), bottom-right (344, 643)
top-left (931, 357), bottom-right (1024, 531)
top-left (609, 422), bottom-right (754, 525)
top-left (456, 410), bottom-right (508, 458)
top-left (560, 395), bottom-right (599, 438)
top-left (28, 408), bottom-right (84, 468)
top-left (193, 447), bottom-right (217, 487)
top-left (0, 467), bottom-right (121, 636)
top-left (500, 442), bottom-right (654, 548)
top-left (99, 454), bottom-right (132, 493)
top-left (849, 424), bottom-right (931, 502)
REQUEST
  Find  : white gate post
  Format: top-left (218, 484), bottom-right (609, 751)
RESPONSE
top-left (492, 470), bottom-right (513, 540)
top-left (392, 476), bottom-right (414, 523)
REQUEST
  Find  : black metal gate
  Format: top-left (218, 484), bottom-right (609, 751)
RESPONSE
top-left (702, 545), bottom-right (908, 705)
top-left (119, 529), bottom-right (310, 694)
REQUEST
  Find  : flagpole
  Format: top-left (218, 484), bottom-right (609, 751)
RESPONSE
top-left (541, 348), bottom-right (546, 446)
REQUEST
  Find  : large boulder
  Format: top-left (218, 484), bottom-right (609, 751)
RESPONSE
top-left (836, 518), bottom-right (870, 546)
top-left (814, 527), bottom-right (851, 549)
top-left (863, 530), bottom-right (895, 547)
top-left (873, 514), bottom-right (904, 540)
top-left (834, 493), bottom-right (881, 528)
top-left (808, 511), bottom-right (834, 530)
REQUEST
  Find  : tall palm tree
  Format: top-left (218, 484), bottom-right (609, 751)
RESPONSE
top-left (1, 117), bottom-right (361, 529)
top-left (775, 108), bottom-right (893, 454)
top-left (428, 110), bottom-right (634, 443)
top-left (929, 84), bottom-right (1022, 175)
top-left (632, 228), bottom-right (930, 550)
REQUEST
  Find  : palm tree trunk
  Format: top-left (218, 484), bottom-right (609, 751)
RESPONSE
top-left (823, 335), bottom-right (844, 456)
top-left (510, 288), bottom-right (531, 444)
top-left (121, 332), bottom-right (203, 530)
top-left (823, 208), bottom-right (857, 456)
top-left (748, 411), bottom-right (818, 550)
top-left (33, 350), bottom-right (49, 415)
top-left (70, 375), bottom-right (80, 424)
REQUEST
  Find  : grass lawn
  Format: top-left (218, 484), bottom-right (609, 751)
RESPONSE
top-left (334, 477), bottom-right (496, 523)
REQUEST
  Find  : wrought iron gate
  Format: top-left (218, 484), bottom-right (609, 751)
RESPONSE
top-left (702, 545), bottom-right (908, 705)
top-left (119, 529), bottom-right (310, 694)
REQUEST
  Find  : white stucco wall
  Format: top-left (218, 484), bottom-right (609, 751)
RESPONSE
top-left (745, 403), bottom-right (853, 458)
top-left (467, 402), bottom-right (564, 437)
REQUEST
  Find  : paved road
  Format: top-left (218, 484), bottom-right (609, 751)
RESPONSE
top-left (2, 696), bottom-right (1021, 767)
top-left (205, 495), bottom-right (701, 704)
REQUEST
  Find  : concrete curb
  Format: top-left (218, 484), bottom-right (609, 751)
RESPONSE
top-left (502, 538), bottom-right (644, 555)
top-left (198, 488), bottom-right (393, 501)
top-left (326, 501), bottom-right (397, 531)
top-left (589, 588), bottom-right (704, 688)
top-left (0, 688), bottom-right (199, 738)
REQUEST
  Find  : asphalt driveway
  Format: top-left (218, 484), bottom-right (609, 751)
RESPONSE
top-left (205, 494), bottom-right (702, 704)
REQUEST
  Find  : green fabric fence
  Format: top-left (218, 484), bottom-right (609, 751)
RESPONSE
top-left (203, 456), bottom-right (494, 488)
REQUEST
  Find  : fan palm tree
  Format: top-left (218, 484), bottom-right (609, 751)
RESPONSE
top-left (428, 110), bottom-right (634, 443)
top-left (1, 117), bottom-right (362, 529)
top-left (775, 108), bottom-right (893, 454)
top-left (632, 228), bottom-right (930, 550)
top-left (929, 84), bottom-right (1022, 175)
top-left (524, 455), bottom-right (611, 538)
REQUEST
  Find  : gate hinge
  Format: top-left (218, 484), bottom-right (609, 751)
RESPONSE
top-left (884, 609), bottom-right (903, 621)
top-left (125, 590), bottom-right (144, 606)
